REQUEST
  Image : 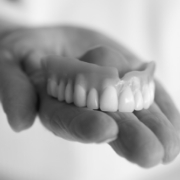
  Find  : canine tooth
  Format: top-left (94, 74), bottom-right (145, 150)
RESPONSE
top-left (100, 86), bottom-right (118, 112)
top-left (57, 80), bottom-right (65, 101)
top-left (74, 85), bottom-right (86, 107)
top-left (65, 79), bottom-right (73, 103)
top-left (119, 86), bottom-right (135, 112)
top-left (134, 90), bottom-right (143, 110)
top-left (142, 84), bottom-right (151, 109)
top-left (87, 88), bottom-right (99, 109)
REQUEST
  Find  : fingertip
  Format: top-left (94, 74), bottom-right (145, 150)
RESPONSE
top-left (109, 112), bottom-right (164, 168)
top-left (0, 72), bottom-right (37, 132)
top-left (71, 110), bottom-right (118, 143)
top-left (119, 123), bottom-right (164, 168)
top-left (7, 110), bottom-right (36, 132)
top-left (162, 134), bottom-right (180, 164)
top-left (135, 104), bottom-right (180, 165)
top-left (2, 89), bottom-right (37, 132)
top-left (135, 141), bottom-right (164, 168)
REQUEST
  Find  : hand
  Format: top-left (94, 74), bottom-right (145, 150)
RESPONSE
top-left (0, 26), bottom-right (179, 168)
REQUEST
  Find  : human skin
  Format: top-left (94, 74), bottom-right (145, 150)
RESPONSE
top-left (0, 26), bottom-right (180, 168)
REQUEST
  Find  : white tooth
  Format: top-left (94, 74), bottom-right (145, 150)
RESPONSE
top-left (48, 78), bottom-right (58, 97)
top-left (131, 77), bottom-right (141, 92)
top-left (149, 81), bottom-right (155, 105)
top-left (134, 90), bottom-right (143, 111)
top-left (142, 84), bottom-right (151, 109)
top-left (74, 84), bottom-right (86, 107)
top-left (57, 80), bottom-right (65, 101)
top-left (65, 79), bottom-right (73, 103)
top-left (100, 86), bottom-right (118, 112)
top-left (119, 86), bottom-right (135, 112)
top-left (87, 88), bottom-right (99, 110)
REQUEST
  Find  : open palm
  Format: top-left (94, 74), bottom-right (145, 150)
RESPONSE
top-left (0, 26), bottom-right (179, 168)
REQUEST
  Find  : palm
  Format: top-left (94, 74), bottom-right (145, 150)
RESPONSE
top-left (0, 26), bottom-right (179, 167)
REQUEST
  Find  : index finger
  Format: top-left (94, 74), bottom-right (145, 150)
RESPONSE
top-left (0, 50), bottom-right (37, 131)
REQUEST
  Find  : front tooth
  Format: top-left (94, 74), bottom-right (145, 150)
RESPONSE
top-left (57, 79), bottom-right (65, 101)
top-left (100, 86), bottom-right (118, 112)
top-left (65, 79), bottom-right (73, 103)
top-left (119, 86), bottom-right (135, 112)
top-left (87, 88), bottom-right (99, 110)
top-left (149, 81), bottom-right (155, 105)
top-left (134, 90), bottom-right (143, 111)
top-left (142, 84), bottom-right (151, 109)
top-left (74, 84), bottom-right (86, 107)
top-left (48, 78), bottom-right (58, 97)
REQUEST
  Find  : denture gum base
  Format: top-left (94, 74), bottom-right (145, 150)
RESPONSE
top-left (43, 56), bottom-right (155, 113)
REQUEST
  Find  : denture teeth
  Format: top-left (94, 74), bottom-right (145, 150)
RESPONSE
top-left (87, 88), bottom-right (99, 110)
top-left (134, 90), bottom-right (143, 111)
top-left (65, 79), bottom-right (73, 103)
top-left (142, 84), bottom-right (151, 109)
top-left (57, 79), bottom-right (65, 101)
top-left (149, 81), bottom-right (155, 104)
top-left (119, 86), bottom-right (135, 112)
top-left (48, 78), bottom-right (58, 97)
top-left (100, 86), bottom-right (118, 112)
top-left (131, 77), bottom-right (141, 92)
top-left (74, 84), bottom-right (86, 107)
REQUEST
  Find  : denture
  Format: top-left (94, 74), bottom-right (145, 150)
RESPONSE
top-left (42, 52), bottom-right (155, 113)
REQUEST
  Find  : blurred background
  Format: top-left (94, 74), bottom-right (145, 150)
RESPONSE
top-left (0, 0), bottom-right (180, 179)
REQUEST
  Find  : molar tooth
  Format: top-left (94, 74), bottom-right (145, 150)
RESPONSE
top-left (57, 79), bottom-right (65, 101)
top-left (119, 86), bottom-right (135, 112)
top-left (74, 84), bottom-right (86, 107)
top-left (65, 79), bottom-right (73, 103)
top-left (149, 81), bottom-right (155, 105)
top-left (142, 84), bottom-right (151, 109)
top-left (100, 86), bottom-right (118, 112)
top-left (87, 88), bottom-right (99, 110)
top-left (134, 90), bottom-right (143, 111)
top-left (48, 78), bottom-right (58, 97)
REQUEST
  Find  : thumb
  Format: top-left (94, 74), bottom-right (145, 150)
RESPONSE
top-left (0, 50), bottom-right (37, 131)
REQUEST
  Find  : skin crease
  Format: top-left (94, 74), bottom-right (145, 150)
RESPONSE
top-left (0, 26), bottom-right (180, 168)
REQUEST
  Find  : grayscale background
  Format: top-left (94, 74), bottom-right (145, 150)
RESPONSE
top-left (0, 0), bottom-right (180, 179)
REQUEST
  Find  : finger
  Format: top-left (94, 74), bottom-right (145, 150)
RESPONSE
top-left (134, 103), bottom-right (180, 164)
top-left (108, 112), bottom-right (164, 168)
top-left (36, 81), bottom-right (118, 143)
top-left (80, 46), bottom-right (131, 77)
top-left (154, 79), bottom-right (180, 135)
top-left (0, 55), bottom-right (37, 131)
top-left (63, 27), bottom-right (143, 69)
